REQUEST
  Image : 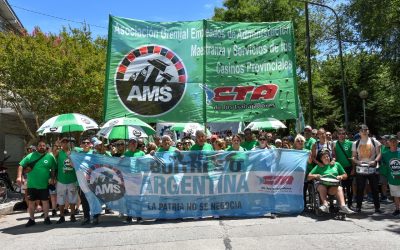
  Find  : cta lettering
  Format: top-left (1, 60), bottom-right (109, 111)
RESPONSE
top-left (213, 84), bottom-right (278, 102)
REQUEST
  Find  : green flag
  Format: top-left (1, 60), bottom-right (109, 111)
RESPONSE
top-left (104, 16), bottom-right (298, 123)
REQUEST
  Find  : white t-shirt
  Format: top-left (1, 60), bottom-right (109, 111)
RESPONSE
top-left (352, 137), bottom-right (381, 162)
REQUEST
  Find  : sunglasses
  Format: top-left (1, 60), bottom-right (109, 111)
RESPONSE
top-left (259, 138), bottom-right (267, 141)
top-left (82, 141), bottom-right (90, 144)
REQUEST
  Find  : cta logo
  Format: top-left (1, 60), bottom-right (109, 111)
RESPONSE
top-left (200, 84), bottom-right (278, 104)
top-left (258, 175), bottom-right (294, 185)
top-left (86, 164), bottom-right (125, 202)
top-left (115, 45), bottom-right (187, 116)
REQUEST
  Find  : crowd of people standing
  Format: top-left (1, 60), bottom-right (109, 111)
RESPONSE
top-left (15, 124), bottom-right (400, 227)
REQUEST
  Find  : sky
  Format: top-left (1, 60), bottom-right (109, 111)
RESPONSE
top-left (8, 0), bottom-right (224, 37)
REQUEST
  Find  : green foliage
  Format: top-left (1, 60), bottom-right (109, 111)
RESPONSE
top-left (0, 26), bottom-right (107, 140)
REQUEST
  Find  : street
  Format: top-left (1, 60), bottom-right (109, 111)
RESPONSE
top-left (0, 201), bottom-right (399, 250)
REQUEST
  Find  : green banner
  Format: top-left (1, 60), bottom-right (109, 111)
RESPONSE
top-left (104, 16), bottom-right (298, 123)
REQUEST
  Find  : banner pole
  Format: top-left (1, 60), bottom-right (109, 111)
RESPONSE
top-left (202, 19), bottom-right (207, 130)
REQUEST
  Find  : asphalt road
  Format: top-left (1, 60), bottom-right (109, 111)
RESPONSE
top-left (0, 201), bottom-right (399, 250)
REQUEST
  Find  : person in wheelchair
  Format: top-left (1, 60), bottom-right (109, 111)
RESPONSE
top-left (308, 149), bottom-right (355, 214)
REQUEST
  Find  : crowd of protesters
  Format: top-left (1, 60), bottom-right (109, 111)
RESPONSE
top-left (16, 125), bottom-right (400, 227)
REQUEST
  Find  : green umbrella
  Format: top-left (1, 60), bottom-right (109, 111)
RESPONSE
top-left (245, 118), bottom-right (287, 131)
top-left (100, 117), bottom-right (155, 137)
top-left (97, 125), bottom-right (149, 140)
top-left (37, 113), bottom-right (98, 134)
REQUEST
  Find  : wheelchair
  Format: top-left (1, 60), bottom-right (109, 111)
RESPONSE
top-left (306, 180), bottom-right (347, 220)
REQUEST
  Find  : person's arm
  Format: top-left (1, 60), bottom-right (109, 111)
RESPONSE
top-left (307, 166), bottom-right (320, 181)
top-left (336, 163), bottom-right (347, 181)
top-left (311, 144), bottom-right (323, 167)
top-left (16, 165), bottom-right (24, 186)
top-left (371, 142), bottom-right (382, 166)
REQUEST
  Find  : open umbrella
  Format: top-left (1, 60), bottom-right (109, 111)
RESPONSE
top-left (245, 118), bottom-right (287, 131)
top-left (170, 122), bottom-right (211, 136)
top-left (37, 113), bottom-right (98, 134)
top-left (97, 125), bottom-right (149, 140)
top-left (100, 117), bottom-right (155, 138)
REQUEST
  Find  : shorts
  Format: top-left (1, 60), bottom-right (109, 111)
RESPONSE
top-left (48, 184), bottom-right (57, 195)
top-left (389, 184), bottom-right (400, 197)
top-left (57, 182), bottom-right (78, 205)
top-left (27, 188), bottom-right (49, 201)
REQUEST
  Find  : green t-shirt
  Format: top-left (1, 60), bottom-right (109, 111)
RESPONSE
top-left (56, 150), bottom-right (77, 184)
top-left (157, 146), bottom-right (177, 152)
top-left (304, 137), bottom-right (316, 151)
top-left (124, 149), bottom-right (145, 157)
top-left (310, 162), bottom-right (345, 178)
top-left (19, 152), bottom-right (56, 189)
top-left (190, 143), bottom-right (213, 151)
top-left (334, 140), bottom-right (353, 168)
top-left (240, 140), bottom-right (258, 151)
top-left (381, 150), bottom-right (400, 185)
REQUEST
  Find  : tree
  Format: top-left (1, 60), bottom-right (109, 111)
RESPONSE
top-left (0, 26), bottom-right (107, 142)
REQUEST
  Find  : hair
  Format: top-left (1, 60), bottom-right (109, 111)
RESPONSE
top-left (161, 135), bottom-right (172, 141)
top-left (146, 142), bottom-right (157, 154)
top-left (337, 127), bottom-right (346, 134)
top-left (317, 149), bottom-right (331, 162)
top-left (214, 138), bottom-right (226, 150)
top-left (294, 134), bottom-right (305, 142)
top-left (232, 134), bottom-right (242, 142)
top-left (195, 130), bottom-right (206, 137)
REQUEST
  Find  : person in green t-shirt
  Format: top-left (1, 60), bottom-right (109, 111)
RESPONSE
top-left (52, 137), bottom-right (79, 224)
top-left (304, 125), bottom-right (316, 151)
top-left (308, 150), bottom-right (354, 214)
top-left (332, 128), bottom-right (354, 208)
top-left (380, 135), bottom-right (400, 216)
top-left (240, 128), bottom-right (258, 151)
top-left (123, 137), bottom-right (146, 158)
top-left (156, 135), bottom-right (177, 152)
top-left (17, 140), bottom-right (56, 227)
top-left (123, 137), bottom-right (145, 223)
top-left (190, 130), bottom-right (213, 151)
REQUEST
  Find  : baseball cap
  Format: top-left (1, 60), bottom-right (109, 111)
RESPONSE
top-left (304, 125), bottom-right (312, 131)
top-left (128, 136), bottom-right (138, 143)
top-left (388, 134), bottom-right (398, 141)
top-left (61, 137), bottom-right (76, 142)
top-left (360, 124), bottom-right (369, 130)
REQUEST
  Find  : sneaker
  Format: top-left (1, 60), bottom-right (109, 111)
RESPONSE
top-left (92, 217), bottom-right (99, 225)
top-left (340, 206), bottom-right (355, 214)
top-left (56, 216), bottom-right (65, 224)
top-left (319, 204), bottom-right (329, 213)
top-left (126, 216), bottom-right (133, 223)
top-left (25, 218), bottom-right (36, 227)
top-left (64, 209), bottom-right (70, 215)
top-left (380, 196), bottom-right (388, 202)
top-left (44, 217), bottom-right (51, 225)
top-left (52, 209), bottom-right (57, 217)
top-left (374, 209), bottom-right (383, 214)
top-left (81, 217), bottom-right (90, 226)
top-left (75, 209), bottom-right (80, 215)
top-left (70, 215), bottom-right (76, 222)
top-left (392, 210), bottom-right (400, 216)
top-left (40, 213), bottom-right (45, 218)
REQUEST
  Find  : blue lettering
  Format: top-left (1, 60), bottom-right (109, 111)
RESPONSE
top-left (167, 176), bottom-right (177, 194)
top-left (224, 175), bottom-right (236, 193)
top-left (193, 176), bottom-right (205, 195)
top-left (237, 174), bottom-right (249, 192)
top-left (180, 176), bottom-right (191, 194)
top-left (154, 176), bottom-right (165, 194)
